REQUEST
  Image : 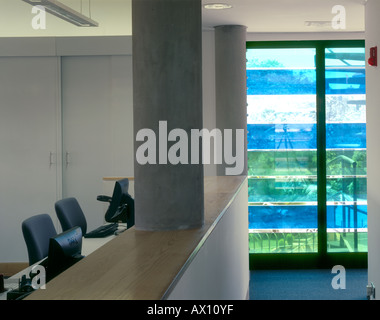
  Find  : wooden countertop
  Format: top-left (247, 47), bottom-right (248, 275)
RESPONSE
top-left (27, 175), bottom-right (247, 300)
top-left (102, 176), bottom-right (134, 181)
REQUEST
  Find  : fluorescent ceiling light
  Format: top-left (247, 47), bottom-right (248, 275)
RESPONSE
top-left (22, 0), bottom-right (99, 27)
top-left (203, 3), bottom-right (233, 10)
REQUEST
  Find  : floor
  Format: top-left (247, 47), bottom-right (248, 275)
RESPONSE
top-left (249, 268), bottom-right (368, 300)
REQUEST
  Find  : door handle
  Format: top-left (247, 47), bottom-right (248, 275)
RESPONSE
top-left (49, 152), bottom-right (56, 167)
top-left (65, 152), bottom-right (71, 168)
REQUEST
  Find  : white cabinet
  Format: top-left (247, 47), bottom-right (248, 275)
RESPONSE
top-left (61, 55), bottom-right (134, 233)
top-left (0, 57), bottom-right (61, 262)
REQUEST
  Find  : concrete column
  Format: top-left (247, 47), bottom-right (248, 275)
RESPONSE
top-left (215, 25), bottom-right (247, 176)
top-left (132, 0), bottom-right (204, 231)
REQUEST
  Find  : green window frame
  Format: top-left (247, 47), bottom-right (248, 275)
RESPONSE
top-left (247, 40), bottom-right (367, 270)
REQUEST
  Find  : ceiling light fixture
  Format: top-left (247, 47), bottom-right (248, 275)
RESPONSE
top-left (203, 3), bottom-right (233, 10)
top-left (21, 0), bottom-right (99, 27)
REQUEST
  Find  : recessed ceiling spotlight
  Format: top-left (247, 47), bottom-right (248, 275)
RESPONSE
top-left (203, 3), bottom-right (233, 10)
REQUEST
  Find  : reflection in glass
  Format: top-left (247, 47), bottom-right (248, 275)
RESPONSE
top-left (247, 48), bottom-right (318, 253)
top-left (325, 47), bottom-right (367, 253)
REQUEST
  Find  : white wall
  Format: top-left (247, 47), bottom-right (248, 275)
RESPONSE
top-left (366, 0), bottom-right (380, 298)
top-left (166, 179), bottom-right (249, 300)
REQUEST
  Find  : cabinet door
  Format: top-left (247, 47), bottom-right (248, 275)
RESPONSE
top-left (61, 56), bottom-right (133, 231)
top-left (0, 57), bottom-right (61, 262)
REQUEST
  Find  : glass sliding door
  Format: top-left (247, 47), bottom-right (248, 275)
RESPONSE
top-left (325, 47), bottom-right (367, 253)
top-left (247, 48), bottom-right (318, 253)
top-left (247, 41), bottom-right (367, 268)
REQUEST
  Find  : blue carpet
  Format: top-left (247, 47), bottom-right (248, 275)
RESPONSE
top-left (250, 269), bottom-right (368, 300)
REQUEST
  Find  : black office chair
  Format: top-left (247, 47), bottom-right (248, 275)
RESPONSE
top-left (22, 214), bottom-right (57, 266)
top-left (97, 178), bottom-right (135, 227)
top-left (55, 197), bottom-right (87, 236)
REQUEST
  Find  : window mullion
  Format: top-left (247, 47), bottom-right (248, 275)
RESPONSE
top-left (316, 43), bottom-right (327, 257)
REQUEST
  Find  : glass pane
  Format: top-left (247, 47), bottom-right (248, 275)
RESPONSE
top-left (325, 47), bottom-right (367, 253)
top-left (247, 48), bottom-right (318, 253)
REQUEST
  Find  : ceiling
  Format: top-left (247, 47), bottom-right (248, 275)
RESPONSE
top-left (202, 0), bottom-right (366, 33)
top-left (0, 0), bottom-right (366, 37)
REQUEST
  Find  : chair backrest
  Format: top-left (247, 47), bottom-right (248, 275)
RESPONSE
top-left (22, 214), bottom-right (57, 265)
top-left (105, 178), bottom-right (129, 222)
top-left (55, 197), bottom-right (87, 235)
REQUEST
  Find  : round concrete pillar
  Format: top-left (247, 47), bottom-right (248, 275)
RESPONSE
top-left (132, 0), bottom-right (204, 231)
top-left (215, 25), bottom-right (248, 176)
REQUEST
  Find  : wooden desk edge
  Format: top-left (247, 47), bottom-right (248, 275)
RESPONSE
top-left (103, 176), bottom-right (134, 181)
